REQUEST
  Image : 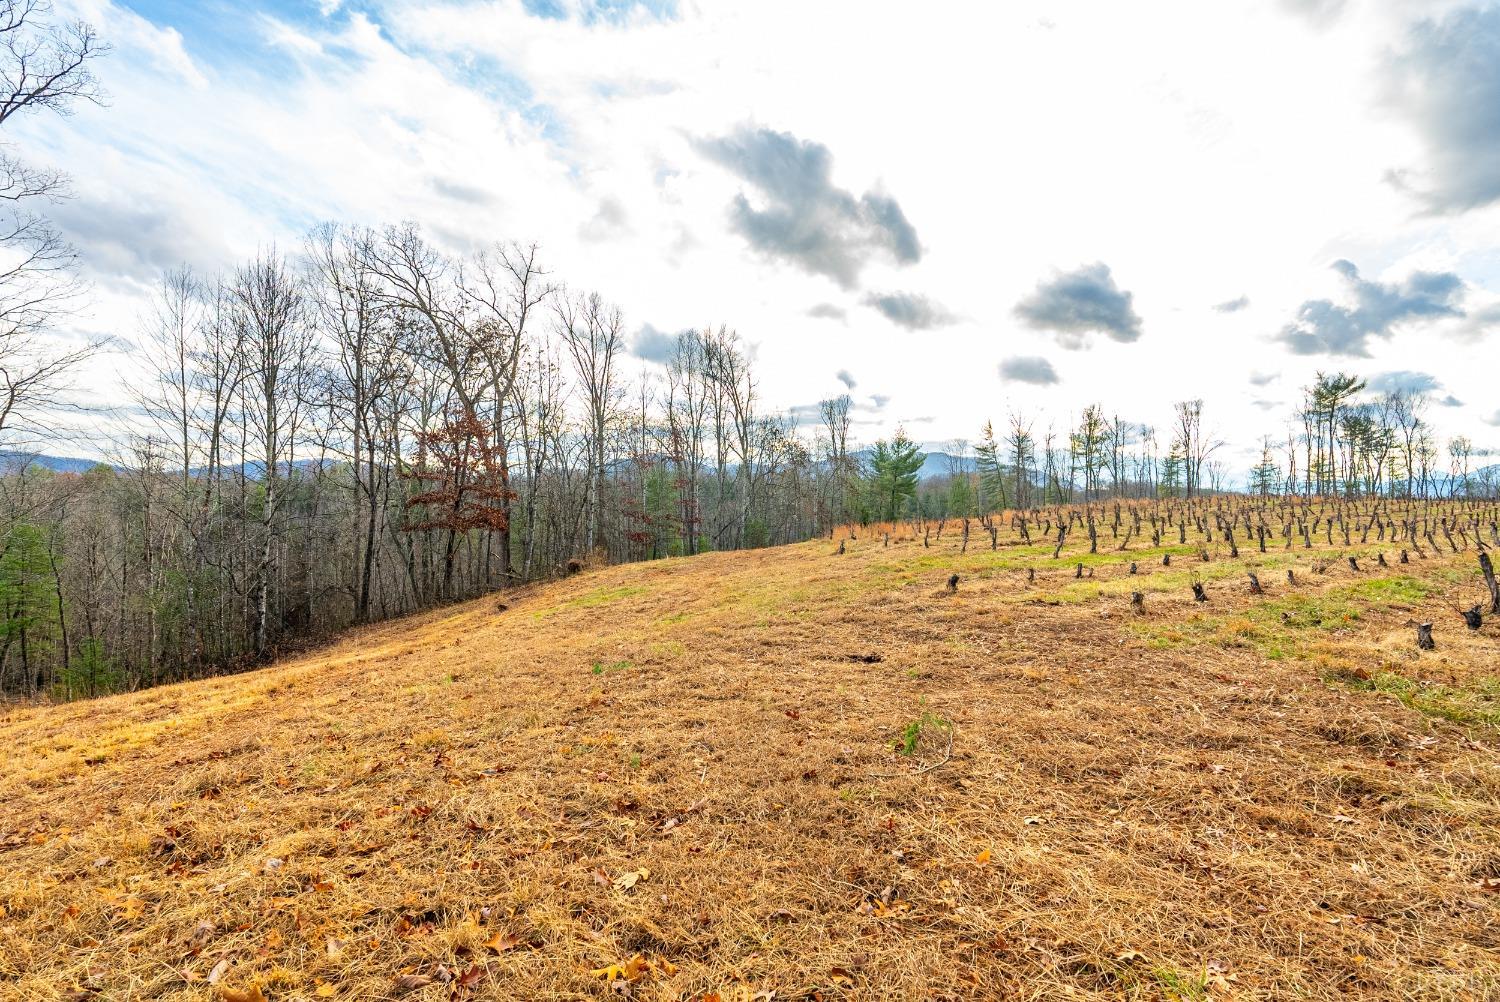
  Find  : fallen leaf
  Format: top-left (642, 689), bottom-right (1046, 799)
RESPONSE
top-left (613, 867), bottom-right (650, 892)
top-left (591, 955), bottom-right (650, 983)
top-left (217, 987), bottom-right (267, 1002)
top-left (314, 981), bottom-right (337, 997)
top-left (974, 849), bottom-right (992, 863)
top-left (482, 929), bottom-right (521, 953)
top-left (207, 959), bottom-right (230, 984)
top-left (184, 919), bottom-right (216, 954)
top-left (326, 937), bottom-right (346, 958)
top-left (393, 973), bottom-right (433, 994)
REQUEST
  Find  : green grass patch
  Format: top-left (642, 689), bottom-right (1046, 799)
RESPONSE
top-left (535, 584), bottom-right (647, 618)
top-left (893, 711), bottom-right (951, 755)
top-left (591, 659), bottom-right (632, 676)
top-left (1327, 668), bottom-right (1500, 727)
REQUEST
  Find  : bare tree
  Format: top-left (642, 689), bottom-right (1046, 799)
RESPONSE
top-left (231, 249), bottom-right (312, 659)
top-left (554, 289), bottom-right (623, 555)
top-left (305, 224), bottom-right (402, 621)
top-left (0, 1), bottom-right (107, 444)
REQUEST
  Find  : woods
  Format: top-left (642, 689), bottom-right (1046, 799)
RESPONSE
top-left (0, 224), bottom-right (863, 696)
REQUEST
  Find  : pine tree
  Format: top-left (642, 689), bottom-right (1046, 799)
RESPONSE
top-left (974, 422), bottom-right (1009, 513)
top-left (868, 428), bottom-right (924, 521)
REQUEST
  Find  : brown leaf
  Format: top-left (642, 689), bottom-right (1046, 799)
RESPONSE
top-left (184, 919), bottom-right (216, 954)
top-left (612, 867), bottom-right (650, 892)
top-left (482, 929), bottom-right (521, 953)
top-left (393, 973), bottom-right (434, 994)
top-left (217, 987), bottom-right (267, 1002)
top-left (207, 960), bottom-right (231, 984)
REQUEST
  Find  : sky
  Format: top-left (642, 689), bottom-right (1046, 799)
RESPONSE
top-left (17, 0), bottom-right (1500, 471)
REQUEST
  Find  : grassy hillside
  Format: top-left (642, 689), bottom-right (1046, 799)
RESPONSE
top-left (3, 527), bottom-right (1499, 1000)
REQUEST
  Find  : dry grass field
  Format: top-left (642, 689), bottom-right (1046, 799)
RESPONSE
top-left (3, 515), bottom-right (1500, 1001)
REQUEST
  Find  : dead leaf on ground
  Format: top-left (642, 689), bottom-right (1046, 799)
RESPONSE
top-left (613, 867), bottom-right (650, 892)
top-left (393, 972), bottom-right (434, 994)
top-left (187, 919), bottom-right (216, 946)
top-left (482, 929), bottom-right (522, 953)
top-left (217, 987), bottom-right (267, 1002)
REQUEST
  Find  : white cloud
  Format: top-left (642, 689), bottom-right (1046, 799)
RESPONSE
top-left (20, 0), bottom-right (1500, 462)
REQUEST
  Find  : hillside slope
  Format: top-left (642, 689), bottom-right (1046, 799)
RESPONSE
top-left (3, 532), bottom-right (1499, 1000)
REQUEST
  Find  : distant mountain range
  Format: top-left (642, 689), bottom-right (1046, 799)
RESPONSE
top-left (7, 449), bottom-right (1495, 492)
top-left (0, 452), bottom-right (111, 474)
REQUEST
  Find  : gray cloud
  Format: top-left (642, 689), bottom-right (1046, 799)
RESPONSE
top-left (1366, 370), bottom-right (1441, 396)
top-left (47, 193), bottom-right (226, 287)
top-left (431, 177), bottom-right (495, 206)
top-left (1275, 260), bottom-right (1465, 357)
top-left (1486, 411), bottom-right (1500, 427)
top-left (807, 302), bottom-right (847, 321)
top-left (695, 126), bottom-right (920, 288)
top-left (864, 291), bottom-right (956, 330)
top-left (1251, 399), bottom-right (1281, 411)
top-left (835, 369), bottom-right (856, 390)
top-left (1454, 303), bottom-right (1500, 343)
top-left (1014, 262), bottom-right (1142, 349)
top-left (1386, 7), bottom-right (1500, 213)
top-left (1213, 295), bottom-right (1250, 313)
top-left (631, 322), bottom-right (680, 363)
top-left (998, 355), bottom-right (1060, 385)
top-left (1248, 371), bottom-right (1279, 387)
top-left (579, 196), bottom-right (629, 241)
top-left (1364, 370), bottom-right (1463, 408)
top-left (1280, 0), bottom-right (1345, 25)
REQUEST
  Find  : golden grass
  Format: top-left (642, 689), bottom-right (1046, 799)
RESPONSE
top-left (3, 529), bottom-right (1499, 1001)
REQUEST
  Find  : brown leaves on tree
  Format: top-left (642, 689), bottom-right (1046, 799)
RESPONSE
top-left (402, 407), bottom-right (515, 536)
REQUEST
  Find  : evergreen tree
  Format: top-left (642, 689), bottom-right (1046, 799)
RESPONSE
top-left (868, 428), bottom-right (924, 521)
top-left (974, 422), bottom-right (1009, 512)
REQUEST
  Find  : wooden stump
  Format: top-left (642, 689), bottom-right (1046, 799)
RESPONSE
top-left (1480, 552), bottom-right (1500, 615)
top-left (1192, 581), bottom-right (1208, 602)
top-left (1348, 556), bottom-right (1360, 572)
top-left (1130, 591), bottom-right (1145, 615)
top-left (1462, 605), bottom-right (1483, 631)
top-left (1247, 572), bottom-right (1263, 595)
top-left (1417, 622), bottom-right (1435, 650)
